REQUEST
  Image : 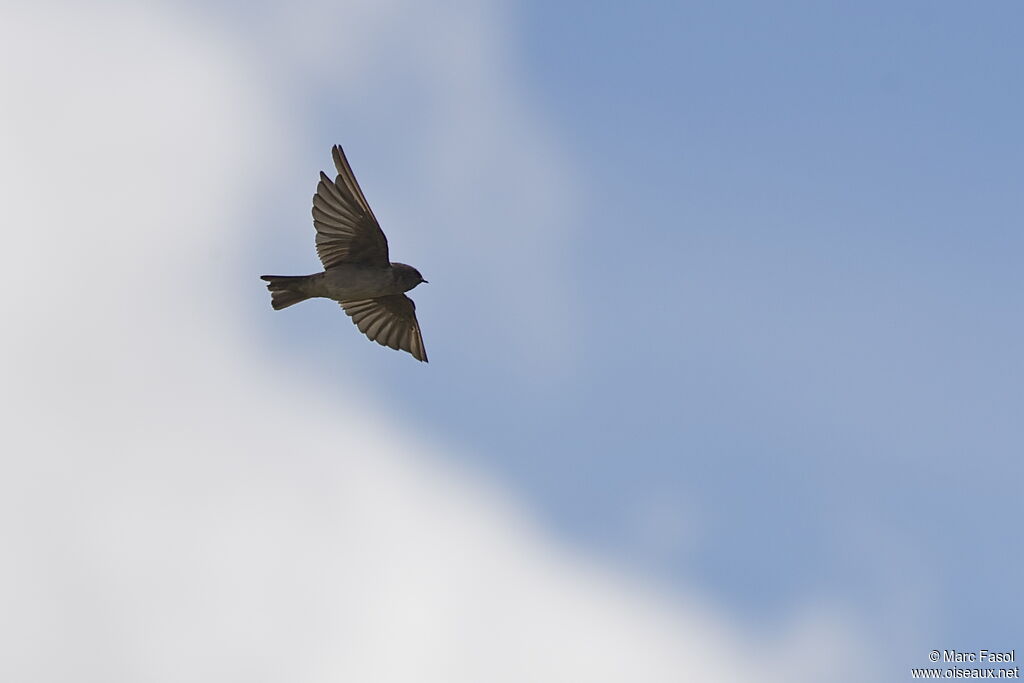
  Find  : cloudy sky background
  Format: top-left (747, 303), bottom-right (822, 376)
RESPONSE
top-left (2, 1), bottom-right (1021, 681)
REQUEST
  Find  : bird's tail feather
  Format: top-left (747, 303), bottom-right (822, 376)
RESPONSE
top-left (260, 275), bottom-right (312, 310)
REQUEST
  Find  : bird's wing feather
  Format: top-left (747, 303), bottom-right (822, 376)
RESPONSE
top-left (331, 144), bottom-right (379, 222)
top-left (339, 294), bottom-right (427, 362)
top-left (312, 145), bottom-right (390, 268)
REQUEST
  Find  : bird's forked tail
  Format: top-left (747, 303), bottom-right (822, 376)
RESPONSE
top-left (260, 275), bottom-right (312, 310)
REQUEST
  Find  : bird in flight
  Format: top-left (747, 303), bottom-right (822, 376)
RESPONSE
top-left (261, 145), bottom-right (429, 362)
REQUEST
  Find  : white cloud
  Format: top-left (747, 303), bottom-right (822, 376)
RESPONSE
top-left (0, 2), bottom-right (868, 681)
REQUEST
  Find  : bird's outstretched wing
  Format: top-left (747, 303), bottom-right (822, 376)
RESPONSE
top-left (339, 294), bottom-right (428, 362)
top-left (312, 145), bottom-right (390, 268)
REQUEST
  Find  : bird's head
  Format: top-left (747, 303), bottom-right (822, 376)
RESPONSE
top-left (392, 262), bottom-right (428, 291)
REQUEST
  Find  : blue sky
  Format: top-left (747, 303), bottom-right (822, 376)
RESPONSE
top-left (503, 0), bottom-right (1024, 633)
top-left (3, 1), bottom-right (1021, 680)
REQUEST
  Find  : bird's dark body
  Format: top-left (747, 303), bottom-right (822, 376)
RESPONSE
top-left (272, 262), bottom-right (422, 302)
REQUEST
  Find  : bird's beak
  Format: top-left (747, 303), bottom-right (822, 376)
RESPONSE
top-left (422, 279), bottom-right (429, 284)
